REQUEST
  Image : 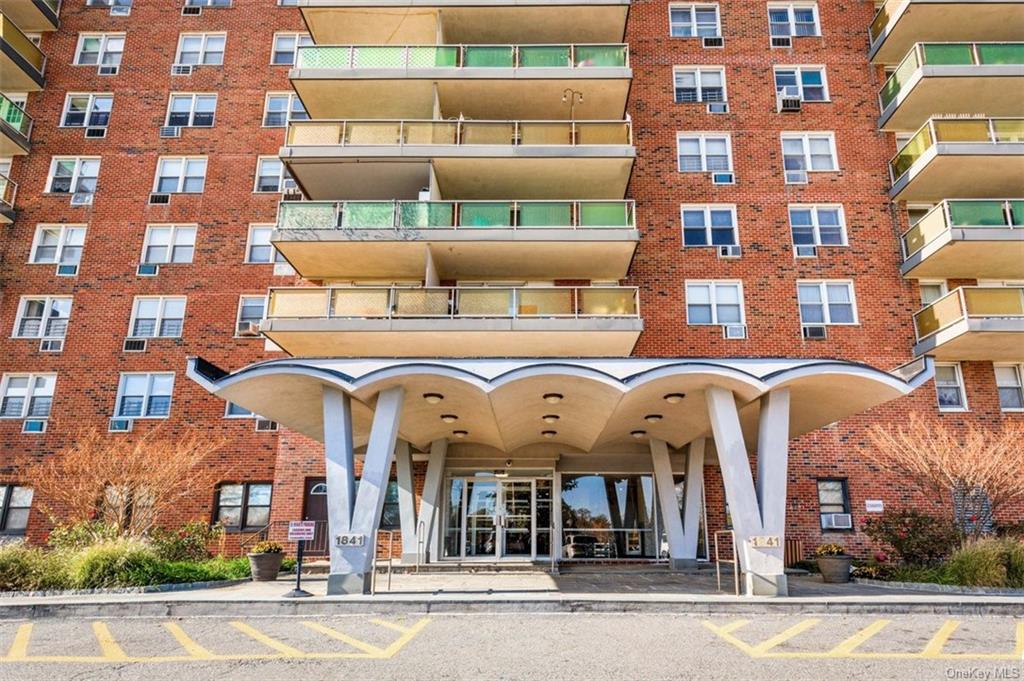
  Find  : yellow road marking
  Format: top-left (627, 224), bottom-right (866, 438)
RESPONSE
top-left (750, 619), bottom-right (819, 654)
top-left (229, 621), bottom-right (304, 657)
top-left (370, 618), bottom-right (416, 634)
top-left (163, 622), bottom-right (216, 660)
top-left (5, 624), bottom-right (32, 660)
top-left (1016, 622), bottom-right (1024, 657)
top-left (301, 621), bottom-right (382, 656)
top-left (829, 620), bottom-right (891, 655)
top-left (378, 618), bottom-right (431, 657)
top-left (922, 620), bottom-right (960, 658)
top-left (702, 620), bottom-right (757, 656)
top-left (92, 622), bottom-right (128, 661)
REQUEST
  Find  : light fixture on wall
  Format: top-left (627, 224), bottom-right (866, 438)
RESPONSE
top-left (543, 393), bottom-right (564, 404)
top-left (630, 430), bottom-right (647, 438)
top-left (663, 393), bottom-right (685, 404)
top-left (440, 414), bottom-right (458, 423)
top-left (542, 414), bottom-right (560, 424)
top-left (453, 430), bottom-right (468, 438)
top-left (423, 393), bottom-right (444, 404)
top-left (644, 414), bottom-right (663, 423)
top-left (541, 430), bottom-right (557, 438)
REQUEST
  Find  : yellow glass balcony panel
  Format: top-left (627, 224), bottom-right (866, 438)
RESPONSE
top-left (269, 289), bottom-right (329, 319)
top-left (288, 122), bottom-right (342, 145)
top-left (0, 13), bottom-right (44, 71)
top-left (581, 287), bottom-right (637, 315)
top-left (993, 119), bottom-right (1024, 142)
top-left (914, 290), bottom-right (964, 338)
top-left (520, 122), bottom-right (571, 145)
top-left (345, 121), bottom-right (402, 145)
top-left (518, 288), bottom-right (574, 316)
top-left (963, 287), bottom-right (1024, 316)
top-left (577, 121), bottom-right (630, 145)
top-left (458, 288), bottom-right (512, 316)
top-left (393, 288), bottom-right (451, 316)
top-left (461, 122), bottom-right (515, 145)
top-left (331, 288), bottom-right (391, 317)
top-left (932, 119), bottom-right (990, 142)
top-left (403, 121), bottom-right (457, 144)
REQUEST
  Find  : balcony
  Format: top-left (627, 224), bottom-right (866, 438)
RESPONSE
top-left (889, 118), bottom-right (1024, 202)
top-left (901, 199), bottom-right (1024, 278)
top-left (261, 285), bottom-right (643, 357)
top-left (869, 0), bottom-right (1024, 64)
top-left (274, 199), bottom-right (639, 279)
top-left (292, 44), bottom-right (631, 120)
top-left (0, 0), bottom-right (59, 32)
top-left (281, 118), bottom-right (635, 201)
top-left (879, 43), bottom-right (1024, 131)
top-left (913, 286), bottom-right (1024, 360)
top-left (0, 12), bottom-right (44, 90)
top-left (0, 92), bottom-right (31, 155)
top-left (298, 0), bottom-right (629, 46)
top-left (0, 172), bottom-right (16, 223)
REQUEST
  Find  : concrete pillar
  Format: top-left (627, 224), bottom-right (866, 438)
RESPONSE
top-left (323, 387), bottom-right (356, 577)
top-left (681, 438), bottom-right (706, 561)
top-left (327, 386), bottom-right (405, 595)
top-left (395, 439), bottom-right (418, 563)
top-left (417, 438), bottom-right (447, 562)
top-left (651, 438), bottom-right (688, 569)
top-left (424, 249), bottom-right (440, 287)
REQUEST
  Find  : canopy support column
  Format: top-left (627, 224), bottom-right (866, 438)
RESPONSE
top-left (395, 439), bottom-right (418, 563)
top-left (651, 438), bottom-right (688, 569)
top-left (418, 438), bottom-right (448, 563)
top-left (681, 437), bottom-right (706, 562)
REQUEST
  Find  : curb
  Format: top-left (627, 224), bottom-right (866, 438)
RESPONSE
top-left (0, 579), bottom-right (249, 599)
top-left (852, 577), bottom-right (1024, 596)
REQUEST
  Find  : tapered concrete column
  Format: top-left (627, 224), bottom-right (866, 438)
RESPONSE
top-left (395, 439), bottom-right (418, 563)
top-left (651, 438), bottom-right (688, 569)
top-left (417, 438), bottom-right (447, 562)
top-left (327, 386), bottom-right (405, 595)
top-left (323, 387), bottom-right (356, 577)
top-left (681, 438), bottom-right (706, 561)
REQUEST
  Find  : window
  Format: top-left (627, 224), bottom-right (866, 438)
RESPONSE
top-left (185, 0), bottom-right (232, 5)
top-left (681, 204), bottom-right (737, 246)
top-left (673, 67), bottom-right (726, 103)
top-left (677, 133), bottom-right (732, 172)
top-left (816, 479), bottom-right (850, 530)
top-left (129, 297), bottom-right (186, 338)
top-left (166, 94), bottom-right (216, 127)
top-left (994, 364), bottom-right (1024, 411)
top-left (142, 225), bottom-right (196, 264)
top-left (30, 225), bottom-right (85, 268)
top-left (789, 205), bottom-right (846, 246)
top-left (781, 133), bottom-right (837, 178)
top-left (14, 297), bottom-right (71, 339)
top-left (669, 4), bottom-right (721, 37)
top-left (0, 374), bottom-right (55, 419)
top-left (919, 280), bottom-right (947, 305)
top-left (685, 281), bottom-right (744, 325)
top-left (797, 281), bottom-right (856, 325)
top-left (263, 93), bottom-right (307, 127)
top-left (225, 402), bottom-right (254, 417)
top-left (175, 33), bottom-right (226, 66)
top-left (46, 157), bottom-right (100, 195)
top-left (246, 225), bottom-right (284, 263)
top-left (154, 157), bottom-right (207, 193)
top-left (61, 94), bottom-right (113, 127)
top-left (272, 32), bottom-right (313, 65)
top-left (115, 373), bottom-right (174, 418)
top-left (214, 483), bottom-right (271, 531)
top-left (774, 66), bottom-right (827, 101)
top-left (74, 33), bottom-right (125, 66)
top-left (0, 485), bottom-right (33, 535)
top-left (362, 479), bottom-right (400, 530)
top-left (935, 363), bottom-right (967, 411)
top-left (254, 157), bottom-right (296, 193)
top-left (237, 296), bottom-right (266, 334)
top-left (768, 3), bottom-right (820, 37)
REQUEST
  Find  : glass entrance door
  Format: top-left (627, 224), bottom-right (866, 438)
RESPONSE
top-left (444, 475), bottom-right (550, 561)
top-left (500, 480), bottom-right (533, 557)
top-left (464, 480), bottom-right (497, 557)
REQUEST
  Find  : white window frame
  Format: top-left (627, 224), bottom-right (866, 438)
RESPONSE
top-left (153, 157), bottom-right (207, 194)
top-left (74, 33), bottom-right (125, 66)
top-left (673, 66), bottom-right (727, 103)
top-left (128, 296), bottom-right (187, 339)
top-left (29, 225), bottom-right (86, 267)
top-left (254, 157), bottom-right (296, 193)
top-left (175, 32), bottom-right (226, 66)
top-left (934, 362), bottom-right (968, 412)
top-left (0, 373), bottom-right (56, 420)
top-left (141, 224), bottom-right (197, 265)
top-left (767, 2), bottom-right (821, 37)
top-left (262, 92), bottom-right (307, 127)
top-left (676, 132), bottom-right (733, 172)
top-left (680, 204), bottom-right (738, 247)
top-left (13, 296), bottom-right (72, 339)
top-left (787, 204), bottom-right (847, 247)
top-left (60, 93), bottom-right (114, 128)
top-left (773, 65), bottom-right (829, 101)
top-left (113, 372), bottom-right (175, 419)
top-left (684, 280), bottom-right (745, 325)
top-left (994, 364), bottom-right (1024, 412)
top-left (236, 295), bottom-right (267, 336)
top-left (165, 93), bottom-right (217, 128)
top-left (781, 132), bottom-right (838, 175)
top-left (918, 279), bottom-right (948, 306)
top-left (668, 4), bottom-right (721, 38)
top-left (271, 32), bottom-right (313, 66)
top-left (245, 224), bottom-right (281, 263)
top-left (45, 157), bottom-right (100, 194)
top-left (797, 280), bottom-right (858, 325)
top-left (224, 401), bottom-right (256, 418)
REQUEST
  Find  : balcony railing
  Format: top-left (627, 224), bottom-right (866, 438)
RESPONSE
top-left (902, 199), bottom-right (1023, 258)
top-left (880, 43), bottom-right (1024, 110)
top-left (889, 117), bottom-right (1024, 185)
top-left (914, 286), bottom-right (1024, 341)
top-left (0, 13), bottom-right (45, 73)
top-left (869, 0), bottom-right (898, 43)
top-left (286, 118), bottom-right (633, 147)
top-left (296, 44), bottom-right (629, 70)
top-left (267, 285), bottom-right (641, 321)
top-left (0, 92), bottom-right (32, 138)
top-left (0, 172), bottom-right (17, 211)
top-left (277, 200), bottom-right (637, 231)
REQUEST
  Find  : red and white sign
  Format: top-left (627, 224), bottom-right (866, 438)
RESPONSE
top-left (288, 520), bottom-right (316, 542)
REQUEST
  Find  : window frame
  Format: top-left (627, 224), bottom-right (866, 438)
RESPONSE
top-left (262, 92), bottom-right (308, 128)
top-left (796, 280), bottom-right (858, 326)
top-left (141, 224), bottom-right (197, 265)
top-left (668, 3), bottom-right (722, 38)
top-left (45, 156), bottom-right (101, 195)
top-left (0, 484), bottom-right (34, 535)
top-left (935, 362), bottom-right (968, 412)
top-left (271, 32), bottom-right (313, 66)
top-left (253, 157), bottom-right (296, 193)
top-left (780, 132), bottom-right (839, 175)
top-left (165, 93), bottom-right (217, 128)
top-left (672, 66), bottom-right (727, 103)
top-left (236, 295), bottom-right (267, 336)
top-left (245, 224), bottom-right (281, 264)
top-left (153, 156), bottom-right (207, 194)
top-left (73, 33), bottom-right (125, 66)
top-left (114, 372), bottom-right (175, 419)
top-left (0, 374), bottom-right (56, 420)
top-left (680, 204), bottom-right (738, 247)
top-left (174, 32), bottom-right (227, 66)
top-left (684, 280), bottom-right (745, 326)
top-left (213, 482), bottom-right (273, 532)
top-left (676, 132), bottom-right (733, 172)
top-left (13, 296), bottom-right (72, 339)
top-left (994, 364), bottom-right (1024, 412)
top-left (788, 204), bottom-right (847, 247)
top-left (60, 93), bottom-right (114, 128)
top-left (816, 478), bottom-right (851, 531)
top-left (29, 225), bottom-right (86, 267)
top-left (128, 296), bottom-right (187, 339)
top-left (767, 2), bottom-right (821, 37)
top-left (773, 65), bottom-right (829, 101)
top-left (224, 402), bottom-right (255, 418)
top-left (918, 279), bottom-right (948, 306)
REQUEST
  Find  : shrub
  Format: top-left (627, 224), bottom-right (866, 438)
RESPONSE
top-left (250, 541), bottom-right (283, 554)
top-left (815, 543), bottom-right (847, 557)
top-left (66, 540), bottom-right (161, 589)
top-left (149, 521), bottom-right (224, 562)
top-left (146, 558), bottom-right (250, 584)
top-left (0, 544), bottom-right (69, 591)
top-left (1004, 539), bottom-right (1024, 588)
top-left (996, 521), bottom-right (1024, 540)
top-left (47, 521), bottom-right (121, 552)
top-left (944, 539), bottom-right (1008, 587)
top-left (862, 508), bottom-right (961, 565)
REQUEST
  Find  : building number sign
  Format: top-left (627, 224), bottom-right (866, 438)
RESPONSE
top-left (749, 535), bottom-right (781, 549)
top-left (336, 533), bottom-right (366, 547)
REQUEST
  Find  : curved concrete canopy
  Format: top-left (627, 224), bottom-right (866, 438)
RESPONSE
top-left (187, 356), bottom-right (933, 452)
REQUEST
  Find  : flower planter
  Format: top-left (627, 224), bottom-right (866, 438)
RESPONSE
top-left (247, 552), bottom-right (284, 581)
top-left (817, 555), bottom-right (854, 583)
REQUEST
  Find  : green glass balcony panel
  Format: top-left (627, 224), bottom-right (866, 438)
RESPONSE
top-left (0, 95), bottom-right (29, 136)
top-left (948, 200), bottom-right (1009, 227)
top-left (892, 126), bottom-right (933, 178)
top-left (519, 202), bottom-right (571, 227)
top-left (400, 202), bottom-right (454, 228)
top-left (922, 43), bottom-right (974, 65)
top-left (341, 202), bottom-right (396, 228)
top-left (993, 119), bottom-right (1024, 142)
top-left (459, 202), bottom-right (512, 227)
top-left (580, 202), bottom-right (630, 227)
top-left (298, 46), bottom-right (351, 69)
top-left (977, 43), bottom-right (1024, 65)
top-left (463, 46), bottom-right (514, 67)
top-left (279, 203), bottom-right (338, 230)
top-left (880, 48), bottom-right (921, 108)
top-left (1009, 201), bottom-right (1024, 226)
top-left (352, 46), bottom-right (406, 68)
top-left (518, 46), bottom-right (570, 68)
top-left (575, 45), bottom-right (627, 67)
top-left (407, 46), bottom-right (459, 67)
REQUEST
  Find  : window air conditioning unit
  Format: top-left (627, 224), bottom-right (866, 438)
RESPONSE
top-left (110, 5), bottom-right (131, 16)
top-left (137, 263), bottom-right (159, 276)
top-left (85, 127), bottom-right (107, 139)
top-left (777, 94), bottom-right (802, 113)
top-left (723, 324), bottom-right (747, 339)
top-left (22, 419), bottom-right (47, 434)
top-left (702, 36), bottom-right (724, 48)
top-left (70, 192), bottom-right (94, 206)
top-left (56, 264), bottom-right (79, 276)
top-left (238, 322), bottom-right (261, 337)
top-left (718, 244), bottom-right (742, 258)
top-left (39, 338), bottom-right (64, 353)
top-left (711, 171), bottom-right (734, 185)
top-left (822, 513), bottom-right (853, 530)
top-left (802, 324), bottom-right (827, 340)
top-left (771, 36), bottom-right (793, 48)
top-left (159, 125), bottom-right (181, 138)
top-left (109, 418), bottom-right (133, 432)
top-left (182, 5), bottom-right (202, 15)
top-left (97, 65), bottom-right (119, 76)
top-left (794, 245), bottom-right (818, 258)
top-left (706, 102), bottom-right (729, 114)
top-left (148, 193), bottom-right (171, 205)
top-left (785, 170), bottom-right (808, 184)
top-left (255, 419), bottom-right (279, 432)
top-left (123, 338), bottom-right (147, 352)
top-left (171, 64), bottom-right (194, 76)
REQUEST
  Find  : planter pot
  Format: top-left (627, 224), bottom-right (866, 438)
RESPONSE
top-left (818, 555), bottom-right (854, 583)
top-left (248, 552), bottom-right (284, 581)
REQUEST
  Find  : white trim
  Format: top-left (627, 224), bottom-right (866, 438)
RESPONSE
top-left (680, 204), bottom-right (738, 247)
top-left (796, 280), bottom-right (858, 325)
top-left (766, 2), bottom-right (821, 37)
top-left (935, 362), bottom-right (968, 412)
top-left (271, 31), bottom-right (313, 66)
top-left (45, 156), bottom-right (101, 194)
top-left (917, 279), bottom-right (948, 306)
top-left (235, 295), bottom-right (268, 337)
top-left (175, 32), bottom-right (227, 66)
top-left (672, 65), bottom-right (727, 103)
top-left (994, 363), bottom-right (1024, 413)
top-left (165, 93), bottom-right (217, 128)
top-left (29, 224), bottom-right (86, 266)
top-left (668, 3), bottom-right (721, 38)
top-left (127, 296), bottom-right (187, 339)
top-left (787, 203), bottom-right (847, 247)
top-left (153, 156), bottom-right (207, 193)
top-left (12, 296), bottom-right (72, 339)
top-left (0, 373), bottom-right (56, 420)
top-left (262, 92), bottom-right (306, 128)
top-left (59, 93), bottom-right (114, 128)
top-left (772, 65), bottom-right (829, 101)
top-left (684, 280), bottom-right (746, 325)
top-left (113, 372), bottom-right (175, 420)
top-left (73, 33), bottom-right (125, 66)
top-left (141, 224), bottom-right (197, 265)
top-left (780, 132), bottom-right (839, 173)
top-left (676, 132), bottom-right (733, 172)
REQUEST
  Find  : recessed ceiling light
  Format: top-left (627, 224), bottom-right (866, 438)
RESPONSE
top-left (630, 430), bottom-right (647, 438)
top-left (542, 414), bottom-right (560, 424)
top-left (452, 430), bottom-right (468, 438)
top-left (663, 393), bottom-right (685, 404)
top-left (441, 414), bottom-right (458, 423)
top-left (541, 430), bottom-right (557, 438)
top-left (423, 393), bottom-right (444, 404)
top-left (543, 393), bottom-right (564, 404)
top-left (644, 414), bottom-right (663, 423)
